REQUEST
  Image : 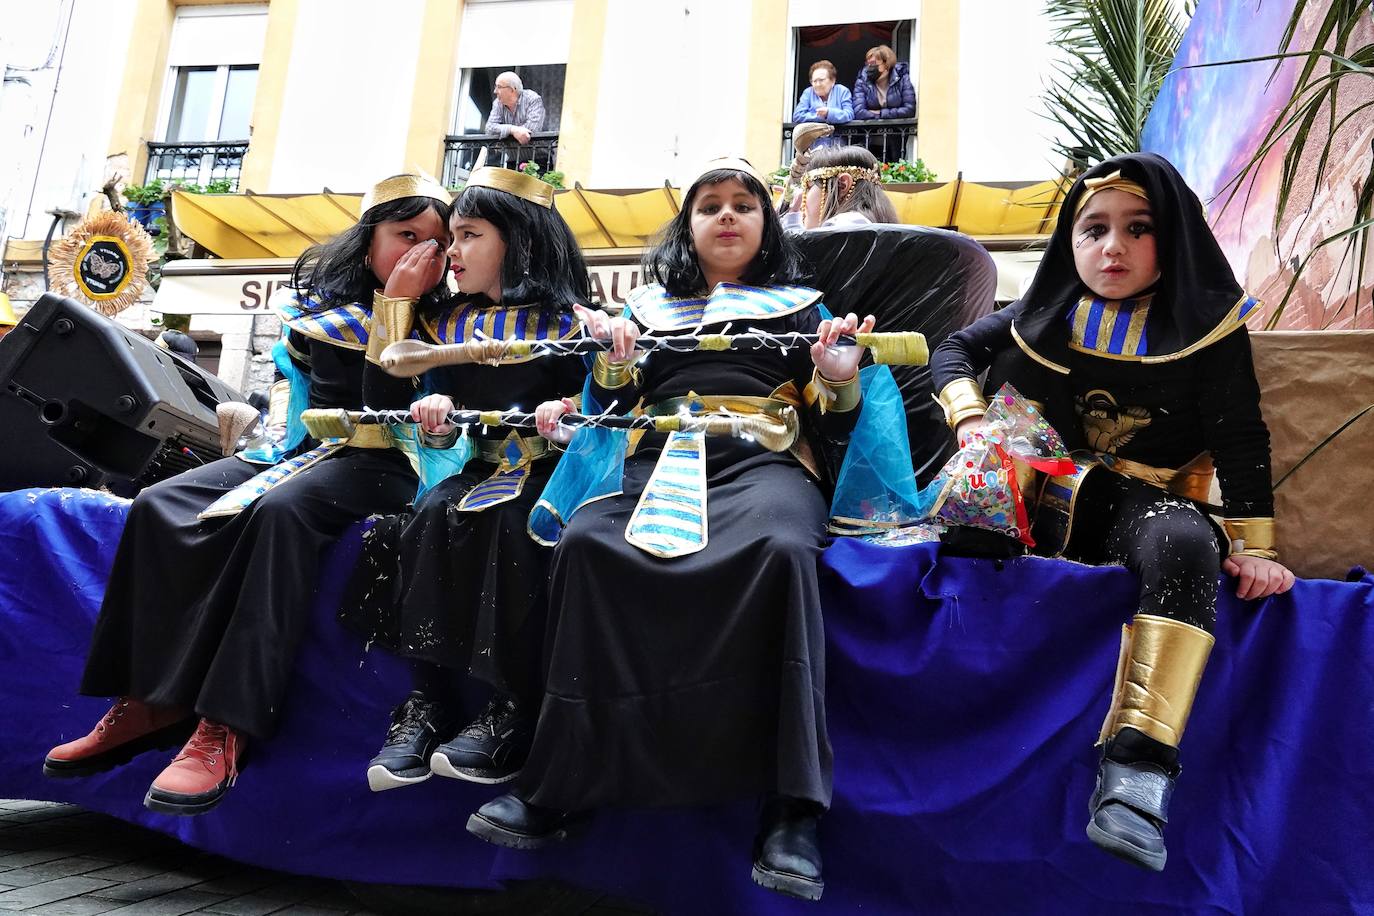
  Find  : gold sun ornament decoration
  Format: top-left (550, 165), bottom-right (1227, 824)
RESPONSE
top-left (46, 210), bottom-right (156, 316)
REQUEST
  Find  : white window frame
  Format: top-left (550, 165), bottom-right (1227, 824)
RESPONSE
top-left (151, 4), bottom-right (265, 187)
top-left (156, 64), bottom-right (257, 145)
top-left (452, 69), bottom-right (479, 136)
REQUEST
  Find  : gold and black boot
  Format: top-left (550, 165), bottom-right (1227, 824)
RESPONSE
top-left (1086, 614), bottom-right (1214, 871)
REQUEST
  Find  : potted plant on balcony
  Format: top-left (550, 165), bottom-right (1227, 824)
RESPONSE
top-left (122, 180), bottom-right (166, 234)
top-left (518, 161), bottom-right (565, 189)
top-left (877, 159), bottom-right (937, 183)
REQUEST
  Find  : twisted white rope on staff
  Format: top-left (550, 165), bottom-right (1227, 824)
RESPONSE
top-left (376, 328), bottom-right (927, 376)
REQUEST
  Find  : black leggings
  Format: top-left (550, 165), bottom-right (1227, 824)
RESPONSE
top-left (1069, 473), bottom-right (1223, 632)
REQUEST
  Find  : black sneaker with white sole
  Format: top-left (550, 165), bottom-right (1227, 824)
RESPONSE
top-left (429, 696), bottom-right (530, 784)
top-left (366, 691), bottom-right (458, 792)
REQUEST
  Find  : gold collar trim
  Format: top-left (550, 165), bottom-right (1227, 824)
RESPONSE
top-left (1010, 321), bottom-right (1071, 374)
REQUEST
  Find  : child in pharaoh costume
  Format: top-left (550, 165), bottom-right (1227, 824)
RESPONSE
top-left (929, 152), bottom-right (1295, 871)
top-left (467, 157), bottom-right (878, 903)
top-left (42, 174), bottom-right (452, 815)
top-left (336, 166), bottom-right (589, 791)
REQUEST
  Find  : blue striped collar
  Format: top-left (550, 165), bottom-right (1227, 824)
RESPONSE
top-left (274, 288), bottom-right (372, 350)
top-left (1063, 292), bottom-right (1261, 363)
top-left (423, 301), bottom-right (579, 363)
top-left (1067, 293), bottom-right (1153, 357)
top-left (626, 282), bottom-right (821, 331)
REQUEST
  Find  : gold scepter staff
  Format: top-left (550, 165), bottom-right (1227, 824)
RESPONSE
top-left (301, 405), bottom-right (801, 454)
top-left (378, 329), bottom-right (928, 377)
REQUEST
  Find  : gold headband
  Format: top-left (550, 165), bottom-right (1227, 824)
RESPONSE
top-left (360, 173), bottom-right (452, 215)
top-left (801, 165), bottom-right (881, 193)
top-left (1074, 170), bottom-right (1149, 215)
top-left (691, 156), bottom-right (768, 191)
top-left (462, 166), bottom-right (555, 209)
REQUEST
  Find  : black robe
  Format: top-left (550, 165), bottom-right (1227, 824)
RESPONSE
top-left (337, 344), bottom-right (585, 705)
top-left (515, 301), bottom-right (858, 812)
top-left (80, 331), bottom-right (416, 740)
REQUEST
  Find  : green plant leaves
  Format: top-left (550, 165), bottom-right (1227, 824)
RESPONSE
top-left (1041, 0), bottom-right (1191, 164)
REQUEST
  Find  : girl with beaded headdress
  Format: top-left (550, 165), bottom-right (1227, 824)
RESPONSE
top-left (334, 166), bottom-right (590, 796)
top-left (930, 152), bottom-right (1295, 871)
top-left (787, 144), bottom-right (898, 231)
top-left (465, 156), bottom-right (879, 903)
top-left (42, 174), bottom-right (453, 815)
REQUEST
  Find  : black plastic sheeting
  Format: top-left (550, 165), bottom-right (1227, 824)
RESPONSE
top-left (794, 223), bottom-right (998, 486)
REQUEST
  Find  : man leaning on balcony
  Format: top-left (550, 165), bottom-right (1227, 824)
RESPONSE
top-left (487, 71), bottom-right (546, 146)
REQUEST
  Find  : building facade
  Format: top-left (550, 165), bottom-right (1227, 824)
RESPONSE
top-left (1, 0), bottom-right (1066, 391)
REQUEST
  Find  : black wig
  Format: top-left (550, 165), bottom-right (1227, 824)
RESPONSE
top-left (451, 185), bottom-right (591, 314)
top-left (290, 195), bottom-right (452, 313)
top-left (644, 168), bottom-right (807, 298)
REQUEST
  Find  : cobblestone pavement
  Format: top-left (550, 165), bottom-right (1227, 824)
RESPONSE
top-left (0, 800), bottom-right (378, 916)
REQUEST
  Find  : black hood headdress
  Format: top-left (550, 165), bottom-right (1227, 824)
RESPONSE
top-left (1012, 152), bottom-right (1258, 370)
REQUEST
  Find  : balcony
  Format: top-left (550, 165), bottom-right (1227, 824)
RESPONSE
top-left (442, 132), bottom-right (559, 187)
top-left (145, 141), bottom-right (248, 191)
top-left (780, 119), bottom-right (918, 164)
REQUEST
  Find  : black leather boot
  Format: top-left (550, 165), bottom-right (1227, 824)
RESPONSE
top-left (1086, 735), bottom-right (1178, 872)
top-left (466, 792), bottom-right (584, 850)
top-left (751, 795), bottom-right (824, 901)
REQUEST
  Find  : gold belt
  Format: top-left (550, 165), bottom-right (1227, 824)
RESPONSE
top-left (1098, 453), bottom-right (1216, 504)
top-left (645, 394), bottom-right (793, 420)
top-left (341, 424), bottom-right (391, 449)
top-left (474, 434), bottom-right (550, 463)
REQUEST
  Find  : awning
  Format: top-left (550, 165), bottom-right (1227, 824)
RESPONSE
top-left (170, 177), bottom-right (1064, 260)
top-left (170, 192), bottom-right (362, 259)
top-left (158, 178), bottom-right (1061, 315)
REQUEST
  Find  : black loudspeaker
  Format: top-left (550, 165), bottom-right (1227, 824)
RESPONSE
top-left (0, 293), bottom-right (243, 495)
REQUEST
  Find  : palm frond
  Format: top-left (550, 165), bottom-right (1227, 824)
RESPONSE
top-left (1263, 216), bottom-right (1374, 329)
top-left (1200, 0), bottom-right (1373, 328)
top-left (1273, 402), bottom-right (1374, 490)
top-left (1041, 0), bottom-right (1191, 165)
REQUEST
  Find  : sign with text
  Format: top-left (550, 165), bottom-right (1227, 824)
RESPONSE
top-left (154, 268), bottom-right (293, 314)
top-left (588, 264), bottom-right (642, 307)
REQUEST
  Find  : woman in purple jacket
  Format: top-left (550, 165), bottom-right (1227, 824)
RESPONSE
top-left (853, 45), bottom-right (916, 121)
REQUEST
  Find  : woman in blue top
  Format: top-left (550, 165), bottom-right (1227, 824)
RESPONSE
top-left (792, 59), bottom-right (853, 129)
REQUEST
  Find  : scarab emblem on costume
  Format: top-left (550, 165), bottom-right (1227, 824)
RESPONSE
top-left (1076, 389), bottom-right (1151, 454)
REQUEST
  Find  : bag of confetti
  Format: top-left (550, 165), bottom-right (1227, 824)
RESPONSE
top-left (981, 384), bottom-right (1076, 476)
top-left (925, 383), bottom-right (1075, 545)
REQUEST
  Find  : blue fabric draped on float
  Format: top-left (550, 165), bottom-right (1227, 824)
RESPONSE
top-left (1, 488), bottom-right (1370, 913)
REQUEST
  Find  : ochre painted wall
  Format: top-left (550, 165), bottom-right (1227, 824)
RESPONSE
top-left (557, 0), bottom-right (609, 184)
top-left (403, 0), bottom-right (465, 178)
top-left (917, 1), bottom-right (959, 179)
top-left (239, 0), bottom-right (299, 191)
top-left (746, 0), bottom-right (790, 173)
top-left (105, 0), bottom-right (177, 182)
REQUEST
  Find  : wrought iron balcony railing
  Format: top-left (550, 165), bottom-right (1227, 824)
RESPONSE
top-left (442, 132), bottom-right (559, 187)
top-left (145, 141), bottom-right (248, 190)
top-left (780, 119), bottom-right (918, 164)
